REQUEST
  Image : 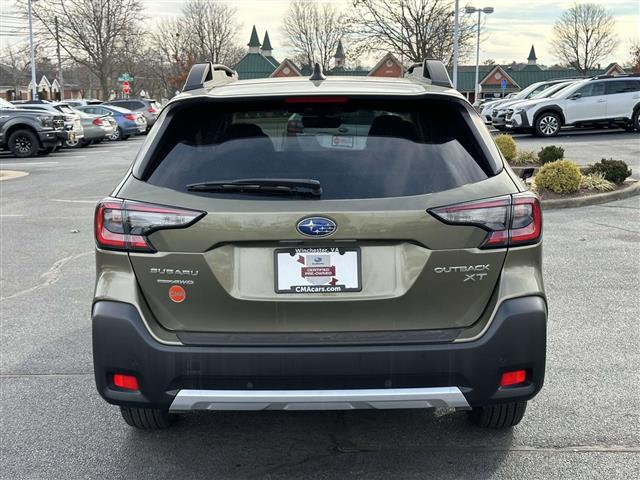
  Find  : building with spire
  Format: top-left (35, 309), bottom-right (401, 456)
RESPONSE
top-left (234, 26), bottom-right (281, 79)
top-left (232, 32), bottom-right (626, 104)
top-left (527, 45), bottom-right (537, 65)
top-left (334, 40), bottom-right (345, 69)
top-left (261, 31), bottom-right (278, 67)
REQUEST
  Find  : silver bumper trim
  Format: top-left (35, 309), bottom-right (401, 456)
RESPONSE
top-left (169, 387), bottom-right (470, 411)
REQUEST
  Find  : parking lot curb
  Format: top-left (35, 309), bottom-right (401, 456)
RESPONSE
top-left (541, 180), bottom-right (640, 209)
top-left (0, 170), bottom-right (29, 181)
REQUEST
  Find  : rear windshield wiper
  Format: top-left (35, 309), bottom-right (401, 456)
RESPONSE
top-left (186, 178), bottom-right (322, 197)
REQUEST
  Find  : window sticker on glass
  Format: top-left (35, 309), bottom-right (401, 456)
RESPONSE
top-left (331, 135), bottom-right (354, 148)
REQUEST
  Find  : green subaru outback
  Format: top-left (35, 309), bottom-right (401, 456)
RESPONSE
top-left (92, 60), bottom-right (546, 430)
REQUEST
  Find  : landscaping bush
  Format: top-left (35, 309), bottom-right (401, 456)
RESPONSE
top-left (511, 149), bottom-right (539, 165)
top-left (534, 160), bottom-right (582, 194)
top-left (581, 172), bottom-right (615, 192)
top-left (537, 145), bottom-right (565, 164)
top-left (587, 158), bottom-right (632, 184)
top-left (494, 134), bottom-right (517, 161)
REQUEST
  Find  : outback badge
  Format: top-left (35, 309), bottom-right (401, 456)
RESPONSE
top-left (296, 217), bottom-right (337, 237)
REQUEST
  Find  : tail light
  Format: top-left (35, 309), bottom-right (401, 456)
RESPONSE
top-left (94, 198), bottom-right (205, 253)
top-left (124, 113), bottom-right (137, 121)
top-left (428, 192), bottom-right (542, 248)
top-left (92, 118), bottom-right (102, 126)
top-left (147, 107), bottom-right (158, 114)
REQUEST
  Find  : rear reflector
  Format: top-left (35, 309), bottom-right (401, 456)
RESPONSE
top-left (428, 192), bottom-right (542, 248)
top-left (113, 373), bottom-right (139, 391)
top-left (95, 198), bottom-right (205, 253)
top-left (500, 370), bottom-right (527, 387)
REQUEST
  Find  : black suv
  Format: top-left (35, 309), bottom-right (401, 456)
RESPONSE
top-left (0, 98), bottom-right (68, 157)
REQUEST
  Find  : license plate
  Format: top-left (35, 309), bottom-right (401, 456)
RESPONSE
top-left (275, 247), bottom-right (361, 294)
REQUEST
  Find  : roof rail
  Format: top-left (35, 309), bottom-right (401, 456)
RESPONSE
top-left (183, 63), bottom-right (238, 92)
top-left (590, 73), bottom-right (640, 80)
top-left (405, 58), bottom-right (453, 88)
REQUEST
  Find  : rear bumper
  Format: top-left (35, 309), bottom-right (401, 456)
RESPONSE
top-left (92, 296), bottom-right (547, 410)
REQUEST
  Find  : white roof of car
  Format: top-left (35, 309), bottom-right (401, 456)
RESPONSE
top-left (174, 75), bottom-right (462, 102)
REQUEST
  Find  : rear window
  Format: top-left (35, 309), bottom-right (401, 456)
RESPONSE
top-left (143, 98), bottom-right (500, 200)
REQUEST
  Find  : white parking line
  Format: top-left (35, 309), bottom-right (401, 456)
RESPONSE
top-left (0, 161), bottom-right (59, 167)
top-left (52, 199), bottom-right (99, 204)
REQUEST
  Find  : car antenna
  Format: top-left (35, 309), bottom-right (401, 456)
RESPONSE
top-left (309, 63), bottom-right (326, 82)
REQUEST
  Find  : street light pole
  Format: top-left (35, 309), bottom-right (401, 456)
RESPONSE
top-left (465, 6), bottom-right (494, 104)
top-left (28, 0), bottom-right (37, 100)
top-left (452, 0), bottom-right (460, 89)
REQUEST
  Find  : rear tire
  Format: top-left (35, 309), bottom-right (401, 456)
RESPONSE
top-left (8, 129), bottom-right (39, 157)
top-left (534, 112), bottom-right (561, 137)
top-left (632, 109), bottom-right (640, 132)
top-left (119, 406), bottom-right (176, 429)
top-left (468, 401), bottom-right (527, 429)
top-left (110, 127), bottom-right (122, 141)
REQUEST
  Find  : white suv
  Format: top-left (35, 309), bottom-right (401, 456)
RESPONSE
top-left (506, 75), bottom-right (640, 136)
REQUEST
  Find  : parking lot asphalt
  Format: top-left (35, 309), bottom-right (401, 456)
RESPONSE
top-left (1, 138), bottom-right (639, 479)
top-left (494, 129), bottom-right (640, 178)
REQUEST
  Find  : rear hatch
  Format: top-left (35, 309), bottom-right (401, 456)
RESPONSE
top-left (113, 95), bottom-right (521, 334)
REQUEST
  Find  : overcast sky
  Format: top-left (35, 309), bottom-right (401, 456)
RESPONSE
top-left (2, 0), bottom-right (638, 66)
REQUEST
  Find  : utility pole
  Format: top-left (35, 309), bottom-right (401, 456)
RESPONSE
top-left (452, 0), bottom-right (460, 89)
top-left (28, 0), bottom-right (37, 100)
top-left (55, 16), bottom-right (64, 100)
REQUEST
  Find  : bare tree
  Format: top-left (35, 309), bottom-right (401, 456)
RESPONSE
top-left (0, 44), bottom-right (30, 98)
top-left (349, 0), bottom-right (475, 65)
top-left (550, 2), bottom-right (618, 74)
top-left (146, 18), bottom-right (192, 96)
top-left (21, 0), bottom-right (144, 99)
top-left (283, 0), bottom-right (350, 71)
top-left (629, 39), bottom-right (640, 73)
top-left (182, 0), bottom-right (243, 66)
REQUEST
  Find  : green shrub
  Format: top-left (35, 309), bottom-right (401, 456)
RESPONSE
top-left (511, 149), bottom-right (539, 165)
top-left (537, 145), bottom-right (565, 164)
top-left (534, 160), bottom-right (582, 194)
top-left (494, 134), bottom-right (517, 161)
top-left (587, 158), bottom-right (632, 184)
top-left (580, 172), bottom-right (615, 192)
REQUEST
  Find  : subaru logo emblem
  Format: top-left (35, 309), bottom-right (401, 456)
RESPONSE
top-left (296, 217), bottom-right (337, 237)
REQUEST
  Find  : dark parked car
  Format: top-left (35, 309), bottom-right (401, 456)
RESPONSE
top-left (104, 98), bottom-right (160, 131)
top-left (13, 100), bottom-right (84, 145)
top-left (76, 104), bottom-right (146, 140)
top-left (0, 98), bottom-right (69, 157)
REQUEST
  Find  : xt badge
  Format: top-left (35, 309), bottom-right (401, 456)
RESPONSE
top-left (434, 264), bottom-right (490, 282)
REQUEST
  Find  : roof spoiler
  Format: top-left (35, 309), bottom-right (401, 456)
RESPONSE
top-left (183, 63), bottom-right (238, 91)
top-left (405, 58), bottom-right (453, 88)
